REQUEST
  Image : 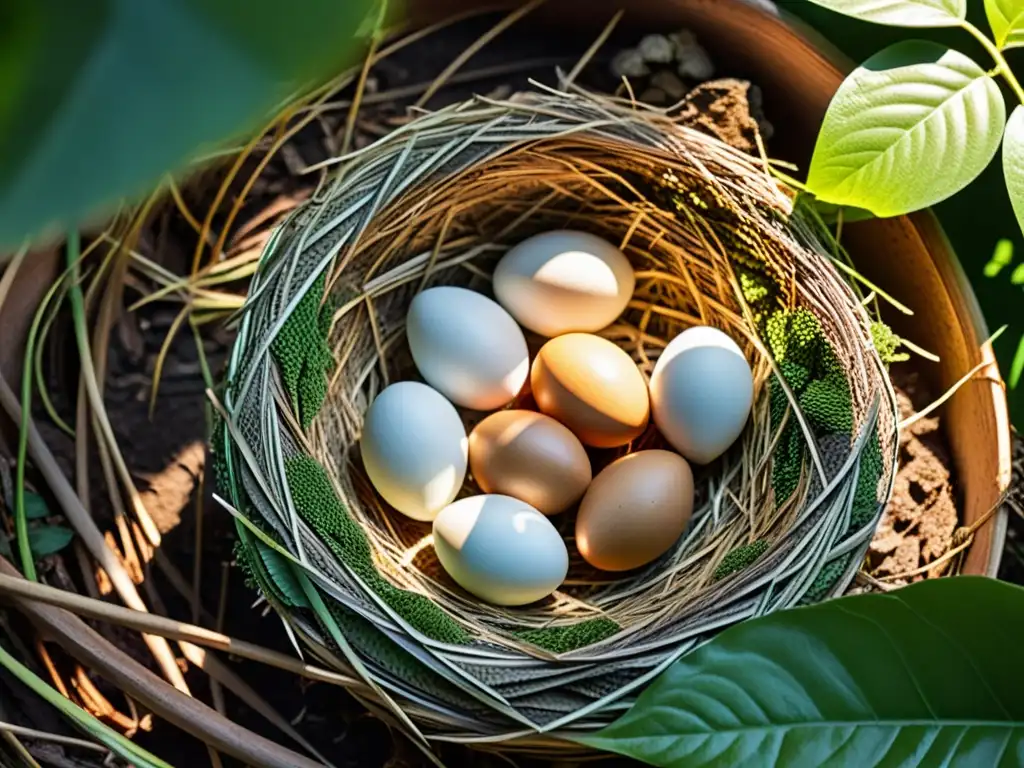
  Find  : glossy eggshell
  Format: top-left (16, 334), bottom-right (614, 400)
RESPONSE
top-left (469, 410), bottom-right (591, 515)
top-left (406, 286), bottom-right (529, 410)
top-left (432, 495), bottom-right (569, 606)
top-left (575, 450), bottom-right (694, 571)
top-left (360, 382), bottom-right (468, 522)
top-left (530, 333), bottom-right (650, 448)
top-left (649, 326), bottom-right (754, 464)
top-left (493, 230), bottom-right (635, 337)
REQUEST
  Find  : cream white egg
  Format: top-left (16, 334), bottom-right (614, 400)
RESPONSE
top-left (360, 382), bottom-right (468, 521)
top-left (649, 326), bottom-right (753, 465)
top-left (493, 230), bottom-right (635, 337)
top-left (432, 495), bottom-right (568, 606)
top-left (407, 286), bottom-right (529, 410)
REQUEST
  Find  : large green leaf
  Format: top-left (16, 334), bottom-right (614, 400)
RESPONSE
top-left (0, 0), bottom-right (374, 247)
top-left (986, 0), bottom-right (1024, 49)
top-left (1004, 106), bottom-right (1024, 241)
top-left (807, 41), bottom-right (1005, 217)
top-left (27, 525), bottom-right (74, 556)
top-left (580, 577), bottom-right (1024, 767)
top-left (804, 0), bottom-right (966, 27)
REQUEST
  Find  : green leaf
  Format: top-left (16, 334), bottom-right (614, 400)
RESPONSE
top-left (984, 238), bottom-right (1015, 277)
top-left (986, 0), bottom-right (1024, 48)
top-left (27, 525), bottom-right (74, 556)
top-left (580, 577), bottom-right (1024, 767)
top-left (255, 539), bottom-right (310, 608)
top-left (1009, 332), bottom-right (1024, 388)
top-left (0, 0), bottom-right (375, 247)
top-left (23, 491), bottom-right (50, 519)
top-left (807, 41), bottom-right (1005, 217)
top-left (804, 0), bottom-right (966, 27)
top-left (1004, 106), bottom-right (1024, 245)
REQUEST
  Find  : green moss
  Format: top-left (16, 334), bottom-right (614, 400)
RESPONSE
top-left (514, 618), bottom-right (621, 653)
top-left (765, 308), bottom-right (827, 373)
top-left (271, 273), bottom-right (335, 430)
top-left (851, 432), bottom-right (884, 532)
top-left (799, 375), bottom-right (853, 435)
top-left (870, 321), bottom-right (909, 364)
top-left (284, 456), bottom-right (468, 644)
top-left (713, 539), bottom-right (770, 581)
top-left (802, 554), bottom-right (851, 604)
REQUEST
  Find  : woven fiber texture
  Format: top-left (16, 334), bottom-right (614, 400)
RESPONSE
top-left (217, 87), bottom-right (899, 751)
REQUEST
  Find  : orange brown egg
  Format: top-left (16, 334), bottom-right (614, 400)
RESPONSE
top-left (530, 333), bottom-right (649, 448)
top-left (469, 410), bottom-right (591, 515)
top-left (575, 450), bottom-right (694, 571)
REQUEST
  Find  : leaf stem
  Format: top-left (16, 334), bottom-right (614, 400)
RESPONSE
top-left (962, 20), bottom-right (1024, 104)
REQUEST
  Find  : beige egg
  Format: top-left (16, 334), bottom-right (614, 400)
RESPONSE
top-left (469, 410), bottom-right (592, 515)
top-left (575, 450), bottom-right (694, 571)
top-left (493, 230), bottom-right (635, 337)
top-left (530, 333), bottom-right (650, 448)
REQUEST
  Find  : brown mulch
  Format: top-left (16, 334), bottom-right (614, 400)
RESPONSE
top-left (867, 367), bottom-right (959, 582)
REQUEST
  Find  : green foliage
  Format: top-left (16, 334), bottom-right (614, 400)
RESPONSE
top-left (580, 577), bottom-right (1024, 767)
top-left (271, 274), bottom-right (335, 429)
top-left (22, 492), bottom-right (50, 519)
top-left (515, 618), bottom-right (621, 653)
top-left (0, 0), bottom-right (375, 247)
top-left (806, 0), bottom-right (966, 27)
top-left (808, 41), bottom-right (1005, 217)
top-left (986, 0), bottom-right (1024, 48)
top-left (27, 525), bottom-right (74, 556)
top-left (284, 455), bottom-right (469, 644)
top-left (1004, 107), bottom-right (1024, 251)
top-left (713, 540), bottom-right (769, 581)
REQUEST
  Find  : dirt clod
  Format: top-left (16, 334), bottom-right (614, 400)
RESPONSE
top-left (868, 366), bottom-right (958, 582)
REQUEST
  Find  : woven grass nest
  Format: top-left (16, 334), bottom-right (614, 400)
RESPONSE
top-left (216, 87), bottom-right (900, 752)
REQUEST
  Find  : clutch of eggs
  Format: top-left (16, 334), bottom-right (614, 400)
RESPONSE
top-left (355, 228), bottom-right (759, 604)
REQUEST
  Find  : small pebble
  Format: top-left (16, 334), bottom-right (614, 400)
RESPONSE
top-left (670, 30), bottom-right (715, 81)
top-left (650, 70), bottom-right (688, 100)
top-left (639, 87), bottom-right (667, 106)
top-left (611, 48), bottom-right (650, 79)
top-left (638, 34), bottom-right (675, 64)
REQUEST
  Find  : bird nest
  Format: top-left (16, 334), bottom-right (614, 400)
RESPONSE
top-left (215, 88), bottom-right (899, 753)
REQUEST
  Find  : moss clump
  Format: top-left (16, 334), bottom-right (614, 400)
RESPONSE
top-left (799, 375), bottom-right (854, 435)
top-left (870, 321), bottom-right (909, 365)
top-left (271, 273), bottom-right (335, 429)
top-left (765, 308), bottom-right (854, 505)
top-left (713, 539), bottom-right (770, 581)
top-left (515, 618), bottom-right (621, 654)
top-left (802, 554), bottom-right (851, 604)
top-left (766, 308), bottom-right (827, 373)
top-left (850, 432), bottom-right (884, 532)
top-left (285, 455), bottom-right (468, 644)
